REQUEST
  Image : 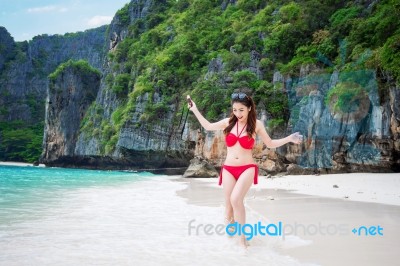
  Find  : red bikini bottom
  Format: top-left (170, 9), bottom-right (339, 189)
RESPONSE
top-left (219, 164), bottom-right (258, 186)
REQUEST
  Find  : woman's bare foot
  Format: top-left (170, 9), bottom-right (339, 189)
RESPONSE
top-left (239, 237), bottom-right (250, 248)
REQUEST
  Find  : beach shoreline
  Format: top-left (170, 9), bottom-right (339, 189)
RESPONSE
top-left (0, 161), bottom-right (46, 167)
top-left (0, 161), bottom-right (189, 175)
top-left (176, 173), bottom-right (400, 266)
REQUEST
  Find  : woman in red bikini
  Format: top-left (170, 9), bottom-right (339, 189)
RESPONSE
top-left (187, 88), bottom-right (302, 247)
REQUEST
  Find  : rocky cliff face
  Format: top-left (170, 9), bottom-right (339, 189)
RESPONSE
top-left (285, 67), bottom-right (399, 173)
top-left (0, 27), bottom-right (16, 73)
top-left (50, 0), bottom-right (194, 172)
top-left (108, 0), bottom-right (154, 50)
top-left (187, 63), bottom-right (400, 175)
top-left (72, 89), bottom-right (193, 171)
top-left (42, 62), bottom-right (101, 164)
top-left (0, 26), bottom-right (106, 124)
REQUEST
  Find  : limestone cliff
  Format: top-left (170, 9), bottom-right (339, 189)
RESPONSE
top-left (284, 67), bottom-right (399, 173)
top-left (0, 27), bottom-right (16, 73)
top-left (0, 26), bottom-right (107, 162)
top-left (0, 26), bottom-right (106, 124)
top-left (188, 62), bottom-right (400, 174)
top-left (46, 0), bottom-right (194, 172)
top-left (41, 60), bottom-right (101, 164)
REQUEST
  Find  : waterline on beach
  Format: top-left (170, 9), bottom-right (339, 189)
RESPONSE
top-left (0, 166), bottom-right (314, 265)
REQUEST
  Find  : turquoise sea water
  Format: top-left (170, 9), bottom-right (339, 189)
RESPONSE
top-left (0, 165), bottom-right (153, 224)
top-left (0, 164), bottom-right (311, 266)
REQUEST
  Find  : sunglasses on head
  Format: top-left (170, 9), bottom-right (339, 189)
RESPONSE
top-left (231, 92), bottom-right (249, 100)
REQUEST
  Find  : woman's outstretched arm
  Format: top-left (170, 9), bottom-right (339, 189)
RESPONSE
top-left (187, 95), bottom-right (228, 131)
top-left (255, 120), bottom-right (302, 148)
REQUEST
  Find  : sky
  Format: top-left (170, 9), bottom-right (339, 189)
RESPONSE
top-left (0, 0), bottom-right (130, 42)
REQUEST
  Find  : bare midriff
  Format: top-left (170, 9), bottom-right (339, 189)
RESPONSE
top-left (224, 143), bottom-right (255, 166)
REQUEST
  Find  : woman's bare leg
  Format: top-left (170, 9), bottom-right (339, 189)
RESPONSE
top-left (230, 167), bottom-right (255, 247)
top-left (222, 168), bottom-right (236, 224)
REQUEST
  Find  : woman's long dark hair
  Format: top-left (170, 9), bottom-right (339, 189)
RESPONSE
top-left (223, 88), bottom-right (257, 138)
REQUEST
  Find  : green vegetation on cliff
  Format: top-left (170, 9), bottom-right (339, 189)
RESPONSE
top-left (49, 59), bottom-right (101, 82)
top-left (0, 27), bottom-right (106, 163)
top-left (100, 0), bottom-right (399, 150)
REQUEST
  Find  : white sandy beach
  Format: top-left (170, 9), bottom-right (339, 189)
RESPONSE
top-left (193, 172), bottom-right (400, 206)
top-left (177, 172), bottom-right (400, 266)
top-left (259, 173), bottom-right (400, 206)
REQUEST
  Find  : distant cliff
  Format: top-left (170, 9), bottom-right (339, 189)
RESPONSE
top-left (41, 60), bottom-right (101, 164)
top-left (0, 26), bottom-right (106, 123)
top-left (41, 0), bottom-right (194, 172)
top-left (0, 27), bottom-right (16, 73)
top-left (0, 26), bottom-right (106, 162)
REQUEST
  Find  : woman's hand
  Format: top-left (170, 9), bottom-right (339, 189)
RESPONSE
top-left (187, 95), bottom-right (197, 111)
top-left (289, 132), bottom-right (303, 144)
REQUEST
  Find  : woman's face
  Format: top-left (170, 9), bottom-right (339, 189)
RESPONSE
top-left (232, 102), bottom-right (251, 122)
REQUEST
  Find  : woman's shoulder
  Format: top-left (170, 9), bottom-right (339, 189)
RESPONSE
top-left (222, 117), bottom-right (230, 128)
top-left (255, 119), bottom-right (263, 127)
top-left (254, 119), bottom-right (264, 132)
top-left (216, 117), bottom-right (230, 130)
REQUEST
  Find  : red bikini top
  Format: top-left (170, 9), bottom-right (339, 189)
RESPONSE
top-left (225, 122), bottom-right (255, 150)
